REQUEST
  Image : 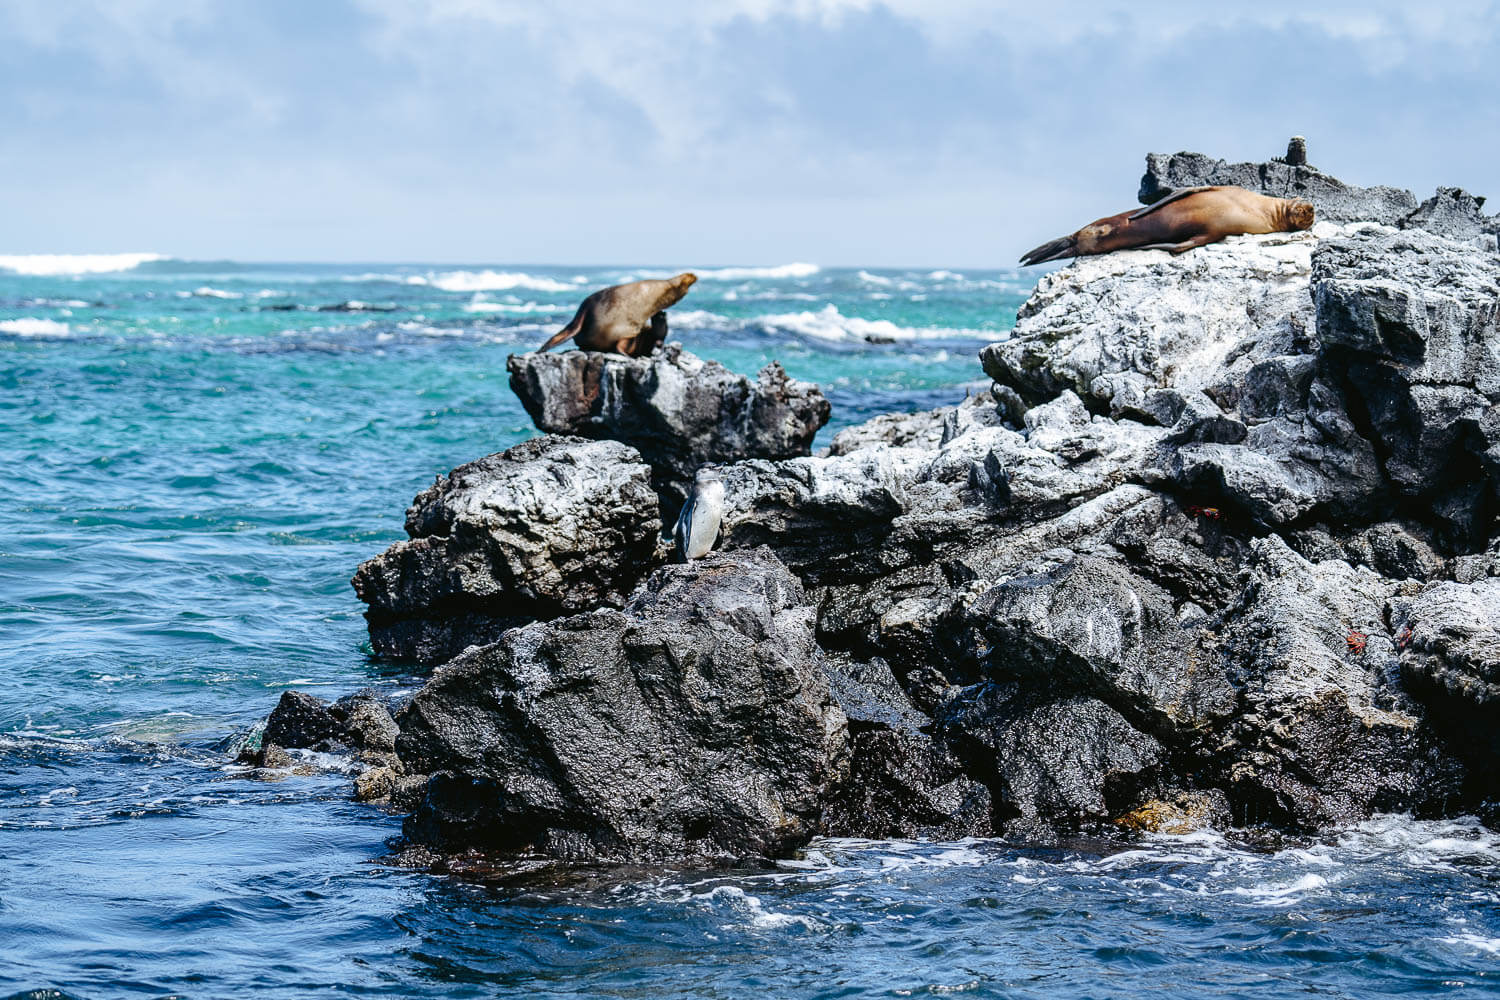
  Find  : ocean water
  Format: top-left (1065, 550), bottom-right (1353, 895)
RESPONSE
top-left (2, 255), bottom-right (1496, 998)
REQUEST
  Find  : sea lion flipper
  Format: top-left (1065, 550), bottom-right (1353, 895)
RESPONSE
top-left (537, 306), bottom-right (586, 352)
top-left (1019, 234), bottom-right (1079, 266)
top-left (1168, 234), bottom-right (1216, 254)
top-left (1128, 186), bottom-right (1216, 221)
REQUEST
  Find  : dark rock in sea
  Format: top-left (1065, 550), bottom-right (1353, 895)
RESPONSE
top-left (507, 344), bottom-right (830, 511)
top-left (394, 548), bottom-right (848, 864)
top-left (352, 436), bottom-right (661, 664)
top-left (256, 688), bottom-right (401, 758)
top-left (335, 150), bottom-right (1500, 865)
top-left (262, 690), bottom-right (342, 751)
top-left (938, 682), bottom-right (1162, 839)
top-left (331, 689), bottom-right (401, 754)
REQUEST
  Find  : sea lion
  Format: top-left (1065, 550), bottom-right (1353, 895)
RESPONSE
top-left (1019, 186), bottom-right (1315, 266)
top-left (537, 273), bottom-right (697, 356)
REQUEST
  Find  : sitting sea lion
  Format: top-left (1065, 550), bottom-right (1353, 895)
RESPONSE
top-left (536, 273), bottom-right (698, 356)
top-left (1020, 186), bottom-right (1315, 266)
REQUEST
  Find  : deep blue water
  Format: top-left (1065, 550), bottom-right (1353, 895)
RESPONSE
top-left (2, 256), bottom-right (1497, 998)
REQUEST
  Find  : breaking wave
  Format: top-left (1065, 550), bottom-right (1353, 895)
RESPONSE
top-left (417, 270), bottom-right (583, 293)
top-left (672, 304), bottom-right (994, 343)
top-left (0, 317), bottom-right (72, 337)
top-left (0, 253), bottom-right (168, 276)
top-left (692, 262), bottom-right (820, 281)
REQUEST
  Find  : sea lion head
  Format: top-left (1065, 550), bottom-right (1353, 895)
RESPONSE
top-left (675, 272), bottom-right (698, 290)
top-left (1285, 199), bottom-right (1315, 231)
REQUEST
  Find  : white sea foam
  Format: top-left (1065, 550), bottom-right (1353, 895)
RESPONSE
top-left (0, 252), bottom-right (166, 276)
top-left (192, 286), bottom-right (242, 299)
top-left (857, 270), bottom-right (894, 286)
top-left (419, 270), bottom-right (581, 293)
top-left (1442, 932), bottom-right (1500, 954)
top-left (0, 317), bottom-right (71, 337)
top-left (692, 262), bottom-right (820, 281)
top-left (691, 885), bottom-right (824, 931)
top-left (462, 296), bottom-right (567, 315)
top-left (672, 304), bottom-right (993, 343)
top-left (928, 269), bottom-right (964, 281)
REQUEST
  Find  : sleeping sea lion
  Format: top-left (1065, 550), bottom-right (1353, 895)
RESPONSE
top-left (1019, 186), bottom-right (1315, 266)
top-left (536, 273), bottom-right (698, 356)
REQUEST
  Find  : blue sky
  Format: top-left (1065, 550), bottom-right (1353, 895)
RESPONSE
top-left (2, 0), bottom-right (1497, 265)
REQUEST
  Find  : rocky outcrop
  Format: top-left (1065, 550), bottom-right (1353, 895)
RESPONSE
top-left (318, 152), bottom-right (1500, 868)
top-left (1139, 147), bottom-right (1499, 245)
top-left (507, 344), bottom-right (830, 510)
top-left (352, 436), bottom-right (661, 664)
top-left (981, 227), bottom-right (1323, 406)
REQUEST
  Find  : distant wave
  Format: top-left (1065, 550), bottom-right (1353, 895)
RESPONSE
top-left (692, 262), bottom-right (820, 281)
top-left (672, 305), bottom-right (994, 343)
top-left (462, 298), bottom-right (568, 315)
top-left (0, 317), bottom-right (72, 337)
top-left (0, 253), bottom-right (167, 276)
top-left (416, 270), bottom-right (582, 293)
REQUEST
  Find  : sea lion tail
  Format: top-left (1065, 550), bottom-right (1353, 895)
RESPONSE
top-left (537, 312), bottom-right (584, 352)
top-left (1019, 235), bottom-right (1078, 267)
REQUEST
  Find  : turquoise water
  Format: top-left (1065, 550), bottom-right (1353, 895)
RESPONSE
top-left (2, 257), bottom-right (1497, 998)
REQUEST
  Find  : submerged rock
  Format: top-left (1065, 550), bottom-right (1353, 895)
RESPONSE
top-left (507, 344), bottom-right (830, 509)
top-left (352, 436), bottom-right (661, 664)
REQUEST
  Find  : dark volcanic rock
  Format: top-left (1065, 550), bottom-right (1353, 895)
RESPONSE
top-left (262, 691), bottom-right (341, 751)
top-left (507, 344), bottom-right (830, 509)
top-left (822, 656), bottom-right (993, 839)
top-left (394, 548), bottom-right (848, 864)
top-left (1209, 538), bottom-right (1464, 829)
top-left (1397, 578), bottom-right (1500, 706)
top-left (939, 682), bottom-right (1162, 838)
top-left (1314, 227), bottom-right (1500, 547)
top-left (1140, 149), bottom-right (1499, 241)
top-left (967, 558), bottom-right (1236, 738)
top-left (259, 689), bottom-right (400, 757)
top-left (1139, 150), bottom-right (1420, 225)
top-left (352, 436), bottom-right (661, 664)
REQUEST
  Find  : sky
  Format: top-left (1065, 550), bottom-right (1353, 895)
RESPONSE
top-left (2, 0), bottom-right (1498, 266)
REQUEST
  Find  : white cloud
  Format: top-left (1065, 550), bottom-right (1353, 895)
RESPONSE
top-left (0, 0), bottom-right (1495, 263)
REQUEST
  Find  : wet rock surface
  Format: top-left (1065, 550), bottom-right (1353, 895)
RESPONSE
top-left (301, 150), bottom-right (1500, 868)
